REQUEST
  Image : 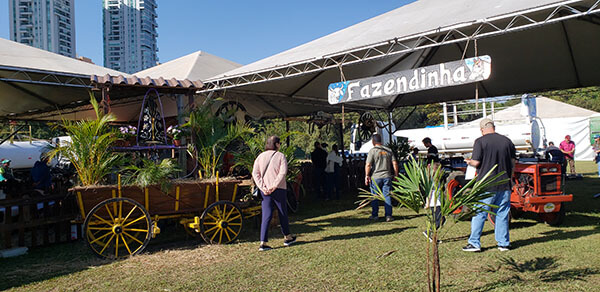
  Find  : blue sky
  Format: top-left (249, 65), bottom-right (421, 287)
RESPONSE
top-left (0, 0), bottom-right (414, 66)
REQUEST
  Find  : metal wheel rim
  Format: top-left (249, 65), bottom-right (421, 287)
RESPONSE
top-left (83, 197), bottom-right (152, 260)
top-left (200, 201), bottom-right (243, 244)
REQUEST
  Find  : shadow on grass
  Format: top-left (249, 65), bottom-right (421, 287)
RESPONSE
top-left (0, 241), bottom-right (105, 291)
top-left (512, 224), bottom-right (600, 248)
top-left (300, 226), bottom-right (415, 245)
top-left (467, 256), bottom-right (599, 291)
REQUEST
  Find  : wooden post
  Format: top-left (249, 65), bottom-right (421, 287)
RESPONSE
top-left (176, 94), bottom-right (187, 176)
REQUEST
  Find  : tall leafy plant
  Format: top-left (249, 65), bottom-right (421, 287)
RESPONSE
top-left (184, 102), bottom-right (253, 178)
top-left (122, 158), bottom-right (179, 194)
top-left (357, 159), bottom-right (507, 292)
top-left (47, 94), bottom-right (121, 186)
top-left (234, 130), bottom-right (306, 181)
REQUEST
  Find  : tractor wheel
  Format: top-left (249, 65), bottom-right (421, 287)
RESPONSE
top-left (510, 207), bottom-right (523, 219)
top-left (200, 201), bottom-right (243, 244)
top-left (539, 204), bottom-right (566, 226)
top-left (83, 198), bottom-right (152, 260)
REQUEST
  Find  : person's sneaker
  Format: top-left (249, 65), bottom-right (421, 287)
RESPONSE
top-left (368, 215), bottom-right (378, 221)
top-left (258, 244), bottom-right (272, 251)
top-left (498, 245), bottom-right (510, 251)
top-left (462, 244), bottom-right (481, 252)
top-left (283, 235), bottom-right (297, 246)
top-left (385, 216), bottom-right (394, 222)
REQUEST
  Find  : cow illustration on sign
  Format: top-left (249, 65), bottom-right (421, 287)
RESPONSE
top-left (466, 56), bottom-right (491, 80)
top-left (328, 81), bottom-right (349, 104)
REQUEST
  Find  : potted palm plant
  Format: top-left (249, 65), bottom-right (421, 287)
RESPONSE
top-left (358, 159), bottom-right (507, 292)
top-left (47, 94), bottom-right (122, 186)
top-left (184, 102), bottom-right (253, 178)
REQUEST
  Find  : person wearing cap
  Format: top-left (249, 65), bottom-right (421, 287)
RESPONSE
top-left (593, 135), bottom-right (600, 177)
top-left (463, 118), bottom-right (516, 252)
top-left (559, 135), bottom-right (576, 175)
top-left (365, 133), bottom-right (399, 222)
top-left (0, 159), bottom-right (14, 182)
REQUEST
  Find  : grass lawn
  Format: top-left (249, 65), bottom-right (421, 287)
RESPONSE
top-left (1, 161), bottom-right (599, 291)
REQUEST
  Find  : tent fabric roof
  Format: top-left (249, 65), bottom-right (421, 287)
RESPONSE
top-left (0, 38), bottom-right (126, 76)
top-left (0, 38), bottom-right (130, 119)
top-left (201, 0), bottom-right (600, 119)
top-left (209, 0), bottom-right (569, 81)
top-left (135, 51), bottom-right (241, 81)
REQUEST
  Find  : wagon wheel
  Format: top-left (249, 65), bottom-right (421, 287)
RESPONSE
top-left (286, 182), bottom-right (299, 214)
top-left (83, 198), bottom-right (152, 260)
top-left (200, 201), bottom-right (243, 244)
top-left (216, 101), bottom-right (246, 123)
top-left (358, 112), bottom-right (376, 141)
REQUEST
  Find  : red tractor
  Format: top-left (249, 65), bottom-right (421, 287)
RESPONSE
top-left (446, 160), bottom-right (573, 226)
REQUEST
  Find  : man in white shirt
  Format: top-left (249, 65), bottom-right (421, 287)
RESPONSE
top-left (325, 144), bottom-right (343, 200)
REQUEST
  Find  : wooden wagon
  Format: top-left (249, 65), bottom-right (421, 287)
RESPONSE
top-left (71, 175), bottom-right (260, 259)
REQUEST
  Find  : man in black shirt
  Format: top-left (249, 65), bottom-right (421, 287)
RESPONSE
top-left (311, 142), bottom-right (328, 199)
top-left (463, 118), bottom-right (516, 252)
top-left (422, 137), bottom-right (440, 165)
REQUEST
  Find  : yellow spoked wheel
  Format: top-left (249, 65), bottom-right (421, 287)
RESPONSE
top-left (83, 198), bottom-right (152, 260)
top-left (200, 201), bottom-right (243, 244)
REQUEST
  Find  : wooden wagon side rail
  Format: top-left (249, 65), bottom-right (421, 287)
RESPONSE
top-left (71, 178), bottom-right (243, 219)
top-left (0, 194), bottom-right (79, 249)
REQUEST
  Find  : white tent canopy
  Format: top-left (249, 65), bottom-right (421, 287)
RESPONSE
top-left (475, 97), bottom-right (598, 160)
top-left (0, 38), bottom-right (127, 119)
top-left (394, 96), bottom-right (598, 160)
top-left (202, 0), bottom-right (600, 118)
top-left (135, 50), bottom-right (241, 81)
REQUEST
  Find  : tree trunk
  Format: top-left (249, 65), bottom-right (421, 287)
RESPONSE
top-left (426, 240), bottom-right (432, 292)
top-left (433, 233), bottom-right (441, 292)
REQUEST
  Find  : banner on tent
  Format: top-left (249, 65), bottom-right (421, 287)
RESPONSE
top-left (327, 55), bottom-right (492, 105)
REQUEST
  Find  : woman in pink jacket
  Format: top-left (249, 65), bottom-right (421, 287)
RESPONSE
top-left (252, 136), bottom-right (297, 251)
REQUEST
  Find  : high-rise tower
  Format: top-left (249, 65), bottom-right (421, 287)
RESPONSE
top-left (9, 0), bottom-right (76, 58)
top-left (103, 0), bottom-right (158, 73)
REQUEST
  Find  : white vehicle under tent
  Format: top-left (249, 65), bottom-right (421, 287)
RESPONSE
top-left (396, 96), bottom-right (600, 161)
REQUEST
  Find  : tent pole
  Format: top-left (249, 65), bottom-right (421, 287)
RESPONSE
top-left (453, 104), bottom-right (458, 126)
top-left (443, 103), bottom-right (448, 129)
top-left (388, 111), bottom-right (394, 146)
top-left (286, 120), bottom-right (290, 146)
top-left (101, 87), bottom-right (109, 114)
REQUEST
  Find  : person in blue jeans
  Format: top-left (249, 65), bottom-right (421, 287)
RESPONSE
top-left (463, 118), bottom-right (516, 252)
top-left (365, 134), bottom-right (399, 222)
